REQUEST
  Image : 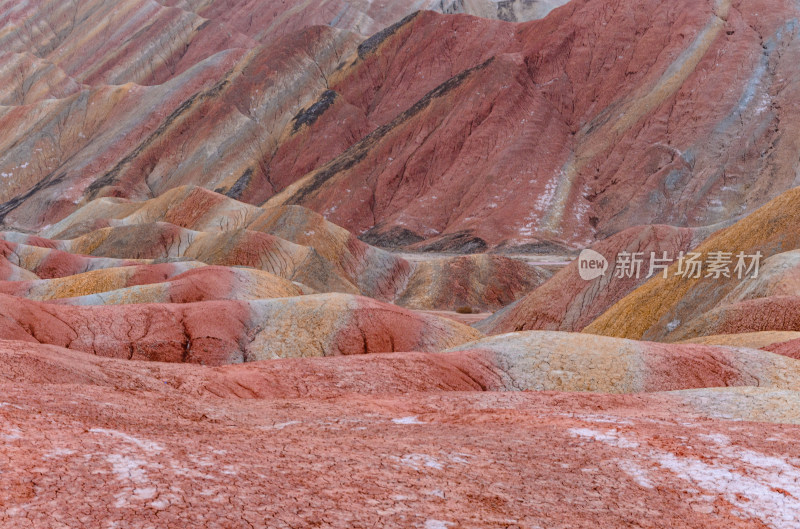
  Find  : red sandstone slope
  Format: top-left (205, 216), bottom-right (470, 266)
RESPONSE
top-left (0, 292), bottom-right (481, 365)
top-left (0, 1), bottom-right (564, 239)
top-left (0, 0), bottom-right (490, 87)
top-left (2, 0), bottom-right (800, 251)
top-left (266, 0), bottom-right (800, 249)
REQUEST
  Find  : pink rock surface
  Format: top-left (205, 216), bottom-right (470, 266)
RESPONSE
top-left (764, 337), bottom-right (800, 360)
top-left (0, 292), bottom-right (480, 365)
top-left (2, 356), bottom-right (799, 528)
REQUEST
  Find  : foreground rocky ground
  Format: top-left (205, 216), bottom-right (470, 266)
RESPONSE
top-left (3, 337), bottom-right (800, 527)
top-left (1, 349), bottom-right (799, 528)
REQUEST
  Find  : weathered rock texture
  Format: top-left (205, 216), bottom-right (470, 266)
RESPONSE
top-left (0, 292), bottom-right (481, 365)
top-left (18, 186), bottom-right (548, 309)
top-left (3, 340), bottom-right (800, 527)
top-left (266, 0), bottom-right (800, 250)
top-left (1, 0), bottom-right (800, 252)
top-left (446, 331), bottom-right (800, 393)
top-left (0, 265), bottom-right (307, 304)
